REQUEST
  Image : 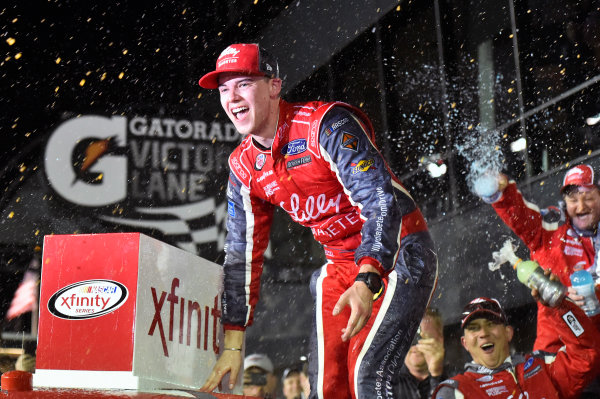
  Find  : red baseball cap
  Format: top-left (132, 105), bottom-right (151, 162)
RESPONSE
top-left (461, 297), bottom-right (507, 329)
top-left (560, 164), bottom-right (597, 193)
top-left (198, 43), bottom-right (279, 89)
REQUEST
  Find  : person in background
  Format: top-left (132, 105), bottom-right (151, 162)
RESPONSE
top-left (299, 361), bottom-right (310, 399)
top-left (197, 43), bottom-right (437, 399)
top-left (432, 295), bottom-right (600, 399)
top-left (395, 307), bottom-right (447, 398)
top-left (0, 354), bottom-right (15, 374)
top-left (14, 353), bottom-right (35, 373)
top-left (281, 367), bottom-right (303, 399)
top-left (243, 353), bottom-right (278, 399)
top-left (478, 165), bottom-right (600, 349)
top-left (477, 165), bottom-right (600, 397)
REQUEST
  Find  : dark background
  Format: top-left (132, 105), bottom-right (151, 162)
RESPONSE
top-left (2, 0), bottom-right (600, 376)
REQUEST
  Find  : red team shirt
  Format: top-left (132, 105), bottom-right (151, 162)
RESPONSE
top-left (492, 181), bottom-right (600, 351)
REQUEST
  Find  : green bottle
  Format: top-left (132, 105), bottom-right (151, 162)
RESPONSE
top-left (514, 260), bottom-right (566, 307)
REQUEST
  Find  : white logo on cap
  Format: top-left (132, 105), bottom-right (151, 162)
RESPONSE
top-left (219, 46), bottom-right (240, 59)
top-left (567, 167), bottom-right (585, 178)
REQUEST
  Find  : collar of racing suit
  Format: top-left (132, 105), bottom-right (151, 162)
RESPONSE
top-left (571, 222), bottom-right (599, 237)
top-left (569, 222), bottom-right (600, 281)
top-left (270, 99), bottom-right (294, 161)
top-left (463, 354), bottom-right (527, 375)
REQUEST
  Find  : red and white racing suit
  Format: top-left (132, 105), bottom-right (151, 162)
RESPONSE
top-left (491, 181), bottom-right (600, 351)
top-left (222, 99), bottom-right (438, 398)
top-left (432, 300), bottom-right (600, 399)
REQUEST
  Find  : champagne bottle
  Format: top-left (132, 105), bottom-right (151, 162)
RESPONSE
top-left (514, 260), bottom-right (566, 307)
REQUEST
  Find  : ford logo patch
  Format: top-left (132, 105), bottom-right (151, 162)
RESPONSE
top-left (281, 139), bottom-right (307, 155)
top-left (48, 279), bottom-right (129, 320)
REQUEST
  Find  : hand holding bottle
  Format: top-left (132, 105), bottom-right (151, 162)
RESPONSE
top-left (473, 172), bottom-right (508, 203)
top-left (514, 259), bottom-right (566, 307)
top-left (569, 264), bottom-right (600, 316)
top-left (567, 286), bottom-right (585, 308)
top-left (530, 268), bottom-right (564, 307)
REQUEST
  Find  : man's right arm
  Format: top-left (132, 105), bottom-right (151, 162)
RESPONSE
top-left (485, 175), bottom-right (554, 252)
top-left (201, 169), bottom-right (274, 393)
top-left (221, 170), bottom-right (274, 329)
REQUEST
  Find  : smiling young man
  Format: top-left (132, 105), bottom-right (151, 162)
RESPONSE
top-left (478, 165), bottom-right (600, 353)
top-left (433, 297), bottom-right (600, 399)
top-left (197, 43), bottom-right (438, 399)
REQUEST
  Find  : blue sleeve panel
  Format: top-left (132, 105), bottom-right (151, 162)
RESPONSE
top-left (221, 170), bottom-right (274, 328)
top-left (319, 106), bottom-right (418, 272)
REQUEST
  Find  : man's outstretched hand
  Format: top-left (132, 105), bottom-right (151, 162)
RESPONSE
top-left (333, 281), bottom-right (374, 341)
top-left (200, 329), bottom-right (244, 392)
top-left (333, 264), bottom-right (380, 342)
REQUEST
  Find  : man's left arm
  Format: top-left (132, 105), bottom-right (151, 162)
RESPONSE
top-left (318, 106), bottom-right (418, 276)
top-left (320, 106), bottom-right (420, 340)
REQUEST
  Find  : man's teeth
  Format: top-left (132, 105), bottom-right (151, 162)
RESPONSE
top-left (232, 106), bottom-right (248, 115)
top-left (481, 343), bottom-right (494, 350)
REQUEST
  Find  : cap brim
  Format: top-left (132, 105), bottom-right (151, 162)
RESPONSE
top-left (198, 70), bottom-right (268, 89)
top-left (198, 70), bottom-right (221, 89)
top-left (560, 184), bottom-right (596, 194)
top-left (461, 310), bottom-right (505, 329)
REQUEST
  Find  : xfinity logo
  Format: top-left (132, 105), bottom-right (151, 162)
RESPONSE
top-left (148, 278), bottom-right (221, 357)
top-left (48, 279), bottom-right (128, 320)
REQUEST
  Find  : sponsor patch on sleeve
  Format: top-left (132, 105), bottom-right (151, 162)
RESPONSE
top-left (350, 159), bottom-right (376, 174)
top-left (562, 310), bottom-right (584, 337)
top-left (227, 200), bottom-right (236, 217)
top-left (340, 132), bottom-right (359, 151)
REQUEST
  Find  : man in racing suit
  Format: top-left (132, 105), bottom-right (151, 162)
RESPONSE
top-left (432, 296), bottom-right (600, 399)
top-left (198, 43), bottom-right (437, 399)
top-left (477, 166), bottom-right (600, 353)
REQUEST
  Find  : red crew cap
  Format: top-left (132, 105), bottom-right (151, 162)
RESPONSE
top-left (198, 43), bottom-right (279, 89)
top-left (461, 297), bottom-right (507, 329)
top-left (560, 164), bottom-right (597, 193)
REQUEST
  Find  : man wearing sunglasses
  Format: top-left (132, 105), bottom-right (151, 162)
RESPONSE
top-left (433, 296), bottom-right (600, 399)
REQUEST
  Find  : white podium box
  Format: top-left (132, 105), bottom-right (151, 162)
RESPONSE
top-left (33, 233), bottom-right (238, 393)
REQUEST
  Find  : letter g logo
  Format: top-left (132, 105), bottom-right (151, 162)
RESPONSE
top-left (44, 116), bottom-right (127, 206)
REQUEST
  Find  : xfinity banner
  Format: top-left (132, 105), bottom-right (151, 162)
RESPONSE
top-left (44, 114), bottom-right (240, 257)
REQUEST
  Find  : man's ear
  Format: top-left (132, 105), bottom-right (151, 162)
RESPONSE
top-left (505, 325), bottom-right (514, 342)
top-left (270, 78), bottom-right (282, 97)
top-left (460, 335), bottom-right (467, 351)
